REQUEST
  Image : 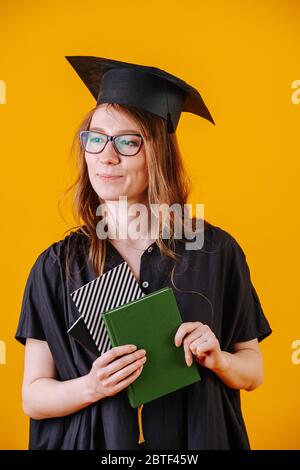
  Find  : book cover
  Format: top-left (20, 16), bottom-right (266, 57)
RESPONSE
top-left (68, 261), bottom-right (144, 355)
top-left (102, 286), bottom-right (201, 408)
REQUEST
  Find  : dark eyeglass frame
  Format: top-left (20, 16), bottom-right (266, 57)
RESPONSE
top-left (80, 130), bottom-right (144, 156)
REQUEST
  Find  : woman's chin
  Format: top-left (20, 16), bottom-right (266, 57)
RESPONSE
top-left (97, 192), bottom-right (122, 201)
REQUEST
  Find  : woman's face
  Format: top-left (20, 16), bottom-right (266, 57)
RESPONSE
top-left (85, 104), bottom-right (149, 204)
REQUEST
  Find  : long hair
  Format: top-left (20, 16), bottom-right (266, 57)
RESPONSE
top-left (60, 102), bottom-right (198, 284)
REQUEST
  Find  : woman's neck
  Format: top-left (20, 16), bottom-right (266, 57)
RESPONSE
top-left (103, 197), bottom-right (157, 244)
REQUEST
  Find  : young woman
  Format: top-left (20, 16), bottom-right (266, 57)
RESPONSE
top-left (15, 56), bottom-right (272, 450)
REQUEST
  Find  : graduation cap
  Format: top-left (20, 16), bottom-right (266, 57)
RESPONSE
top-left (65, 56), bottom-right (215, 133)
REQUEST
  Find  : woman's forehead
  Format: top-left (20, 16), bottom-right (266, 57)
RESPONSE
top-left (90, 104), bottom-right (140, 133)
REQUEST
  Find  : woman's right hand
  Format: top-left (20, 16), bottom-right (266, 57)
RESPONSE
top-left (85, 344), bottom-right (147, 402)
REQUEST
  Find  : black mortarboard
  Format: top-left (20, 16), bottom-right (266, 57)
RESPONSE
top-left (65, 56), bottom-right (215, 133)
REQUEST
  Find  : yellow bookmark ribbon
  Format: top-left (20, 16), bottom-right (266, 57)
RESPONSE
top-left (137, 404), bottom-right (145, 444)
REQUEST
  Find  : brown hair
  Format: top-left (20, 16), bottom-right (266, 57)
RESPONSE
top-left (60, 102), bottom-right (197, 284)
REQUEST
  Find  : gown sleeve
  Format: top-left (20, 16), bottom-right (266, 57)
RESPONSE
top-left (223, 235), bottom-right (272, 350)
top-left (15, 249), bottom-right (59, 345)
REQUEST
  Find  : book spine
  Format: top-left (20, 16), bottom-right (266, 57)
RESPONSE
top-left (102, 314), bottom-right (118, 349)
top-left (102, 313), bottom-right (136, 407)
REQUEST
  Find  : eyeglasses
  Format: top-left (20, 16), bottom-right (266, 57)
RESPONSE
top-left (80, 130), bottom-right (144, 156)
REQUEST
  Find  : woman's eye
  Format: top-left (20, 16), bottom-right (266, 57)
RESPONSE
top-left (120, 139), bottom-right (138, 146)
top-left (90, 137), bottom-right (101, 143)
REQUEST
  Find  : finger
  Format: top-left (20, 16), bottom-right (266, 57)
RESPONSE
top-left (105, 348), bottom-right (147, 377)
top-left (192, 337), bottom-right (216, 356)
top-left (174, 322), bottom-right (203, 347)
top-left (189, 331), bottom-right (212, 354)
top-left (99, 344), bottom-right (138, 367)
top-left (183, 332), bottom-right (207, 366)
top-left (183, 339), bottom-right (194, 367)
top-left (111, 365), bottom-right (144, 395)
top-left (107, 356), bottom-right (147, 387)
top-left (182, 329), bottom-right (205, 351)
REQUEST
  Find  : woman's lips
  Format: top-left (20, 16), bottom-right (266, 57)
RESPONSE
top-left (97, 174), bottom-right (123, 181)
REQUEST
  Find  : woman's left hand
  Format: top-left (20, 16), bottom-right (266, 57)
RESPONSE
top-left (174, 321), bottom-right (229, 371)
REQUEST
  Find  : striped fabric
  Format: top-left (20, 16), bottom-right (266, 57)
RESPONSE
top-left (70, 261), bottom-right (145, 355)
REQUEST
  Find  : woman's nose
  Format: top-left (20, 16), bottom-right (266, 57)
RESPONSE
top-left (97, 140), bottom-right (120, 163)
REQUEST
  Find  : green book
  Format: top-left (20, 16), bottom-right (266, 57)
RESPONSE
top-left (102, 287), bottom-right (201, 408)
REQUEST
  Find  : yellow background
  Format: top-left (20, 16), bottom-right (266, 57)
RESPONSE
top-left (0, 0), bottom-right (299, 450)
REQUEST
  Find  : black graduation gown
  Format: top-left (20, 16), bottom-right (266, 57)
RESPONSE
top-left (15, 220), bottom-right (272, 450)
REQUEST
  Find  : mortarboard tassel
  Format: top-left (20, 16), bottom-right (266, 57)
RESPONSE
top-left (164, 78), bottom-right (175, 134)
top-left (137, 404), bottom-right (145, 444)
